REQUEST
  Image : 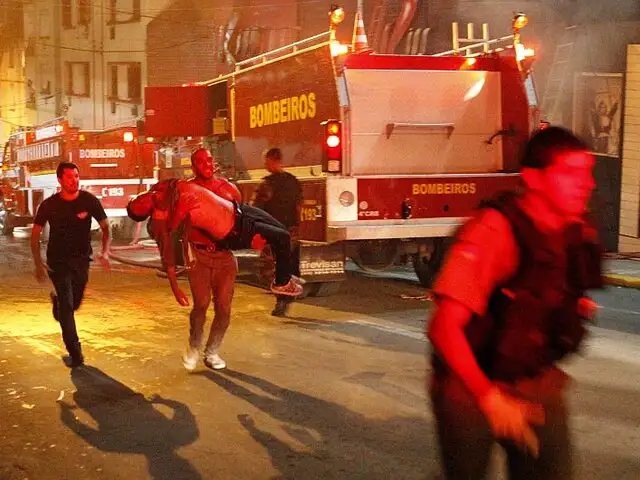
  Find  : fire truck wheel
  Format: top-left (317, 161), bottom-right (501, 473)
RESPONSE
top-left (308, 282), bottom-right (342, 297)
top-left (351, 240), bottom-right (400, 273)
top-left (412, 239), bottom-right (446, 287)
top-left (1, 213), bottom-right (13, 236)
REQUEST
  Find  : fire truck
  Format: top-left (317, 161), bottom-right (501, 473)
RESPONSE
top-left (143, 11), bottom-right (539, 291)
top-left (0, 118), bottom-right (157, 236)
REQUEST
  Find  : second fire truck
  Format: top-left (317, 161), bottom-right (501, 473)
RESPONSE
top-left (0, 119), bottom-right (157, 237)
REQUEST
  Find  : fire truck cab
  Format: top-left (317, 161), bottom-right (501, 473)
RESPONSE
top-left (143, 12), bottom-right (538, 290)
top-left (0, 118), bottom-right (157, 237)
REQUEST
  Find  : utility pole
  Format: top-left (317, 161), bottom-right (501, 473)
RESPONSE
top-left (53, 0), bottom-right (62, 117)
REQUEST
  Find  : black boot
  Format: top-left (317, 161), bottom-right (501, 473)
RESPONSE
top-left (271, 298), bottom-right (291, 317)
top-left (63, 343), bottom-right (84, 368)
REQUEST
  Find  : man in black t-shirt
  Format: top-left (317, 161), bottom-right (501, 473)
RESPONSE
top-left (252, 147), bottom-right (303, 317)
top-left (31, 162), bottom-right (111, 367)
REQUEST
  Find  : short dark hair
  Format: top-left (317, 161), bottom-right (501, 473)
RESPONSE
top-left (56, 162), bottom-right (79, 178)
top-left (265, 147), bottom-right (282, 161)
top-left (126, 201), bottom-right (150, 222)
top-left (191, 147), bottom-right (211, 165)
top-left (520, 126), bottom-right (588, 169)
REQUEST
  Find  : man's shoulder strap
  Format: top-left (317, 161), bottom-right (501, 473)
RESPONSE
top-left (478, 190), bottom-right (542, 257)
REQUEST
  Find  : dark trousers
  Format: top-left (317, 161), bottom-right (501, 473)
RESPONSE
top-left (230, 204), bottom-right (293, 285)
top-left (277, 230), bottom-right (301, 305)
top-left (48, 260), bottom-right (90, 357)
top-left (429, 367), bottom-right (572, 480)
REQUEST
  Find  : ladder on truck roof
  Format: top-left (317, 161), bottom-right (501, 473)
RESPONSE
top-left (540, 25), bottom-right (579, 126)
top-left (433, 21), bottom-right (516, 57)
top-left (200, 31), bottom-right (332, 87)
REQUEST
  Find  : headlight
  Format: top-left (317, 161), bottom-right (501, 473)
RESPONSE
top-left (339, 190), bottom-right (354, 207)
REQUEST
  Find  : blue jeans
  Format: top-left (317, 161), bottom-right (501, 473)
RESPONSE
top-left (48, 259), bottom-right (89, 357)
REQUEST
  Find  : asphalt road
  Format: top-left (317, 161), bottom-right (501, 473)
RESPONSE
top-left (0, 236), bottom-right (638, 479)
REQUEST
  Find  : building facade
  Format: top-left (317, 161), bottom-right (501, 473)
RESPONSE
top-left (619, 45), bottom-right (640, 252)
top-left (21, 0), bottom-right (172, 131)
top-left (0, 1), bottom-right (28, 146)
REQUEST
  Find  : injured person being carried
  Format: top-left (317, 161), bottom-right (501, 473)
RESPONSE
top-left (126, 179), bottom-right (304, 302)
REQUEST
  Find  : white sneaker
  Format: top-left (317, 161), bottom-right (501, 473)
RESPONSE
top-left (182, 347), bottom-right (200, 371)
top-left (204, 351), bottom-right (226, 370)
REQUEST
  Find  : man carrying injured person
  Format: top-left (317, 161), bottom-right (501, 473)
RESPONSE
top-left (127, 178), bottom-right (304, 300)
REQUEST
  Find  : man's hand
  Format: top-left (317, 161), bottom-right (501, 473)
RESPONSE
top-left (97, 252), bottom-right (111, 271)
top-left (250, 234), bottom-right (267, 251)
top-left (478, 386), bottom-right (545, 458)
top-left (171, 284), bottom-right (190, 307)
top-left (577, 296), bottom-right (598, 322)
top-left (34, 262), bottom-right (50, 284)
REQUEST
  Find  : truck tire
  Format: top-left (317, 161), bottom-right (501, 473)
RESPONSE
top-left (412, 239), bottom-right (447, 287)
top-left (308, 281), bottom-right (342, 297)
top-left (1, 212), bottom-right (14, 236)
top-left (351, 240), bottom-right (400, 273)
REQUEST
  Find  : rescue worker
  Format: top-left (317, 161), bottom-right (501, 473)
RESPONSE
top-left (252, 147), bottom-right (303, 317)
top-left (31, 162), bottom-right (111, 367)
top-left (127, 178), bottom-right (304, 299)
top-left (178, 148), bottom-right (241, 371)
top-left (427, 126), bottom-right (602, 479)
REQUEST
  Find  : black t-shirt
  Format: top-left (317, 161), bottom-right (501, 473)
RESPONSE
top-left (254, 171), bottom-right (302, 229)
top-left (34, 190), bottom-right (107, 263)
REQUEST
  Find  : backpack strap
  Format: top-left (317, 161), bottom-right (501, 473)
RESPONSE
top-left (481, 191), bottom-right (567, 293)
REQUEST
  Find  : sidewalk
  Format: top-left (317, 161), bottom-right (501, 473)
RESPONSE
top-left (110, 242), bottom-right (640, 290)
top-left (603, 256), bottom-right (640, 289)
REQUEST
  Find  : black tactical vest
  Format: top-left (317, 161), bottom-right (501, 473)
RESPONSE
top-left (440, 191), bottom-right (603, 382)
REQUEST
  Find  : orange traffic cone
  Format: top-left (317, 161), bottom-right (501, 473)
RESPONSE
top-left (352, 11), bottom-right (370, 53)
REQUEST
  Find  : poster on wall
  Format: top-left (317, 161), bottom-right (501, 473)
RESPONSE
top-left (573, 73), bottom-right (623, 158)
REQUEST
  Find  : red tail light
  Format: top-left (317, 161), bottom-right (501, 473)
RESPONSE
top-left (322, 119), bottom-right (342, 173)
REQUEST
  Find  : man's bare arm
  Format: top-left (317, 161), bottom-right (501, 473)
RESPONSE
top-left (155, 217), bottom-right (189, 307)
top-left (427, 298), bottom-right (493, 401)
top-left (99, 219), bottom-right (111, 255)
top-left (31, 224), bottom-right (44, 266)
top-left (30, 224), bottom-right (47, 282)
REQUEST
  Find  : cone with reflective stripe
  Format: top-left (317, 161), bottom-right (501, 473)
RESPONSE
top-left (352, 11), bottom-right (369, 52)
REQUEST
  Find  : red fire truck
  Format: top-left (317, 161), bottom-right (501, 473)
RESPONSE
top-left (0, 118), bottom-right (157, 236)
top-left (143, 14), bottom-right (539, 290)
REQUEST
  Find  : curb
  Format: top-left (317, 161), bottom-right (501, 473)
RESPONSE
top-left (602, 274), bottom-right (640, 290)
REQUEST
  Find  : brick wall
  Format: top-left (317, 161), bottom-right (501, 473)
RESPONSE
top-left (147, 0), bottom-right (299, 87)
top-left (147, 0), bottom-right (233, 87)
top-left (619, 44), bottom-right (640, 252)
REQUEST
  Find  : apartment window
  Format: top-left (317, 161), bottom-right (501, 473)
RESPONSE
top-left (108, 63), bottom-right (142, 102)
top-left (65, 62), bottom-right (91, 97)
top-left (109, 0), bottom-right (141, 25)
top-left (78, 0), bottom-right (91, 26)
top-left (110, 65), bottom-right (118, 98)
top-left (62, 0), bottom-right (73, 29)
top-left (128, 63), bottom-right (141, 101)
